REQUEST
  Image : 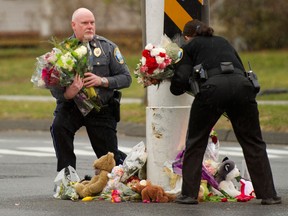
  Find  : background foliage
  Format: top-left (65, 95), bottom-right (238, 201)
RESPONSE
top-left (212, 0), bottom-right (288, 50)
top-left (0, 1), bottom-right (287, 132)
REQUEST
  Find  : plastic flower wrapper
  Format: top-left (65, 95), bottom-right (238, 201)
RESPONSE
top-left (172, 150), bottom-right (219, 190)
top-left (172, 150), bottom-right (184, 176)
top-left (31, 49), bottom-right (63, 89)
top-left (203, 129), bottom-right (220, 176)
top-left (53, 165), bottom-right (80, 200)
top-left (163, 161), bottom-right (182, 194)
top-left (31, 37), bottom-right (101, 116)
top-left (172, 130), bottom-right (221, 190)
top-left (120, 141), bottom-right (148, 182)
top-left (134, 34), bottom-right (183, 87)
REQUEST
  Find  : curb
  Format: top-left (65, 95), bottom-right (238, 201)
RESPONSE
top-left (0, 119), bottom-right (287, 145)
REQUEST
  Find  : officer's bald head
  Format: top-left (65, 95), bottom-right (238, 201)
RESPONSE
top-left (72, 8), bottom-right (94, 22)
top-left (71, 8), bottom-right (95, 42)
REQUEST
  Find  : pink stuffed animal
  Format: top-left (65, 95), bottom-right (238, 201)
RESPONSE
top-left (236, 179), bottom-right (255, 202)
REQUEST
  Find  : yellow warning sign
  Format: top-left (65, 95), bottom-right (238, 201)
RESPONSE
top-left (164, 0), bottom-right (203, 38)
top-left (164, 0), bottom-right (204, 32)
top-left (164, 0), bottom-right (192, 32)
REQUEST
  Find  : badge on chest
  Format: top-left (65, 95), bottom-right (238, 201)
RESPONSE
top-left (93, 47), bottom-right (102, 57)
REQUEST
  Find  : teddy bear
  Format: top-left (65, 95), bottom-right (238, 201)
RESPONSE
top-left (213, 157), bottom-right (241, 198)
top-left (132, 179), bottom-right (176, 203)
top-left (74, 152), bottom-right (116, 198)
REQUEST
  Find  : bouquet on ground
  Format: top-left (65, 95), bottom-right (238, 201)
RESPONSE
top-left (134, 34), bottom-right (182, 87)
top-left (31, 37), bottom-right (101, 116)
top-left (172, 129), bottom-right (220, 190)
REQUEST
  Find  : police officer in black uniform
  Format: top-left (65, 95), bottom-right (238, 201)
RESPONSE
top-left (50, 8), bottom-right (131, 172)
top-left (171, 19), bottom-right (281, 205)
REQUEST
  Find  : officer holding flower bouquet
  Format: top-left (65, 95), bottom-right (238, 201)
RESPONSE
top-left (170, 19), bottom-right (281, 205)
top-left (50, 8), bottom-right (131, 172)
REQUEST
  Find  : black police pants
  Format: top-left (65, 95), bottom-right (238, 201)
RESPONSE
top-left (181, 73), bottom-right (277, 199)
top-left (50, 102), bottom-right (124, 171)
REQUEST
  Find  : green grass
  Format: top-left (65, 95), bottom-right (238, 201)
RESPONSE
top-left (0, 47), bottom-right (287, 132)
top-left (214, 104), bottom-right (288, 133)
top-left (0, 101), bottom-right (55, 119)
top-left (240, 50), bottom-right (288, 90)
top-left (0, 47), bottom-right (146, 97)
top-left (0, 101), bottom-right (146, 124)
top-left (1, 101), bottom-right (287, 133)
top-left (1, 48), bottom-right (287, 99)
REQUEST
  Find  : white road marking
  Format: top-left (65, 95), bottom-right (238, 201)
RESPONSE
top-left (0, 143), bottom-right (286, 159)
top-left (219, 147), bottom-right (284, 158)
top-left (0, 146), bottom-right (132, 157)
top-left (0, 149), bottom-right (54, 157)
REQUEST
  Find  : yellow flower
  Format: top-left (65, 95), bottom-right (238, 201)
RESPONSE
top-left (82, 196), bottom-right (93, 201)
top-left (85, 87), bottom-right (97, 99)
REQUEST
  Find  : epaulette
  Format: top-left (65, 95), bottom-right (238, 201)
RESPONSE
top-left (93, 35), bottom-right (116, 47)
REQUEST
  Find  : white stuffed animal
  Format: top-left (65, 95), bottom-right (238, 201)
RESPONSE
top-left (102, 165), bottom-right (125, 193)
top-left (213, 157), bottom-right (241, 197)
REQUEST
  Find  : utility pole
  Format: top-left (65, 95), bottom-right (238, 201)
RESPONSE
top-left (144, 0), bottom-right (209, 190)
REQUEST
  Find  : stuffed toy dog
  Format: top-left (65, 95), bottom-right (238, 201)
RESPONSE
top-left (132, 180), bottom-right (176, 203)
top-left (213, 157), bottom-right (241, 197)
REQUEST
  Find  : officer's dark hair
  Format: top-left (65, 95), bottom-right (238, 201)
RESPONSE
top-left (183, 19), bottom-right (214, 37)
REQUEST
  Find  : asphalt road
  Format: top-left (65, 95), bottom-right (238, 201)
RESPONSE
top-left (0, 131), bottom-right (287, 216)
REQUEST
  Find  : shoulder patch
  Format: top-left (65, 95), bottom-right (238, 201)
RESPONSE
top-left (175, 48), bottom-right (183, 63)
top-left (114, 47), bottom-right (124, 64)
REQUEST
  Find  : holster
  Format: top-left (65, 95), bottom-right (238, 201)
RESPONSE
top-left (110, 90), bottom-right (122, 122)
top-left (193, 64), bottom-right (208, 81)
top-left (188, 64), bottom-right (206, 96)
top-left (189, 78), bottom-right (200, 96)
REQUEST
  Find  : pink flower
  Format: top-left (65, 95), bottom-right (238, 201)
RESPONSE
top-left (140, 65), bottom-right (148, 73)
top-left (158, 62), bottom-right (167, 69)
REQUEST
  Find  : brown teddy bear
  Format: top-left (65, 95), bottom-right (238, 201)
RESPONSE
top-left (132, 179), bottom-right (176, 203)
top-left (74, 152), bottom-right (116, 198)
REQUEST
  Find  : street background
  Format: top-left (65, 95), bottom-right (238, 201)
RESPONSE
top-left (1, 1), bottom-right (288, 215)
top-left (0, 130), bottom-right (288, 216)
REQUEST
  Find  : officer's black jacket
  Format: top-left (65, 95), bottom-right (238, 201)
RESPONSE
top-left (170, 36), bottom-right (245, 95)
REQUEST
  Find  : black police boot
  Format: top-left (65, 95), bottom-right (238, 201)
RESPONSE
top-left (261, 196), bottom-right (282, 205)
top-left (175, 194), bottom-right (198, 204)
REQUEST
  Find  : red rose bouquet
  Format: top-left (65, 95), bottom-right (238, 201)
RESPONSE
top-left (134, 35), bottom-right (182, 87)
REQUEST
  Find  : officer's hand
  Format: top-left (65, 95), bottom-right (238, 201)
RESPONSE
top-left (83, 72), bottom-right (101, 87)
top-left (64, 74), bottom-right (83, 99)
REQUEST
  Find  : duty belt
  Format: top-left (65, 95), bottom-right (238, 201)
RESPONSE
top-left (207, 67), bottom-right (245, 78)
